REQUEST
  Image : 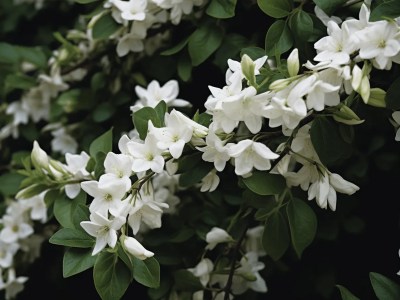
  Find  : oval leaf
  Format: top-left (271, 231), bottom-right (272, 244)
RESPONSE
top-left (92, 13), bottom-right (120, 40)
top-left (370, 272), bottom-right (400, 300)
top-left (206, 0), bottom-right (237, 19)
top-left (336, 285), bottom-right (360, 300)
top-left (286, 198), bottom-right (317, 258)
top-left (257, 0), bottom-right (292, 18)
top-left (265, 20), bottom-right (293, 57)
top-left (49, 228), bottom-right (95, 248)
top-left (242, 171), bottom-right (286, 196)
top-left (262, 211), bottom-right (290, 261)
top-left (63, 247), bottom-right (97, 278)
top-left (133, 257), bottom-right (160, 288)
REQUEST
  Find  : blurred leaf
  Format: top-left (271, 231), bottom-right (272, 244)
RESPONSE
top-left (0, 173), bottom-right (25, 196)
top-left (206, 0), bottom-right (237, 19)
top-left (313, 0), bottom-right (347, 15)
top-left (385, 77), bottom-right (400, 110)
top-left (262, 211), bottom-right (290, 260)
top-left (173, 269), bottom-right (203, 291)
top-left (370, 272), bottom-right (400, 300)
top-left (92, 13), bottom-right (120, 40)
top-left (370, 0), bottom-right (400, 21)
top-left (161, 37), bottom-right (189, 56)
top-left (257, 0), bottom-right (293, 18)
top-left (178, 53), bottom-right (192, 82)
top-left (336, 285), bottom-right (360, 300)
top-left (89, 127), bottom-right (113, 158)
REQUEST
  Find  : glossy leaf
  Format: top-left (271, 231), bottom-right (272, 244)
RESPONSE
top-left (49, 228), bottom-right (95, 248)
top-left (133, 257), bottom-right (160, 288)
top-left (242, 171), bottom-right (286, 196)
top-left (257, 0), bottom-right (292, 18)
top-left (286, 198), bottom-right (317, 258)
top-left (94, 251), bottom-right (131, 300)
top-left (63, 247), bottom-right (97, 278)
top-left (265, 20), bottom-right (293, 57)
top-left (262, 211), bottom-right (290, 261)
top-left (206, 0), bottom-right (237, 19)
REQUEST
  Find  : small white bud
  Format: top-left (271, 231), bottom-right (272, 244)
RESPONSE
top-left (122, 236), bottom-right (154, 260)
top-left (205, 227), bottom-right (233, 250)
top-left (31, 141), bottom-right (50, 171)
top-left (241, 54), bottom-right (256, 86)
top-left (287, 48), bottom-right (299, 77)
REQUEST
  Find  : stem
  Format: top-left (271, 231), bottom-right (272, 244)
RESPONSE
top-left (223, 213), bottom-right (252, 300)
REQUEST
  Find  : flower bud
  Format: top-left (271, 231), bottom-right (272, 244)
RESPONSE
top-left (287, 48), bottom-right (299, 77)
top-left (122, 236), bottom-right (154, 260)
top-left (31, 141), bottom-right (50, 171)
top-left (269, 78), bottom-right (291, 91)
top-left (360, 76), bottom-right (370, 104)
top-left (333, 104), bottom-right (364, 125)
top-left (240, 54), bottom-right (256, 87)
top-left (367, 88), bottom-right (386, 108)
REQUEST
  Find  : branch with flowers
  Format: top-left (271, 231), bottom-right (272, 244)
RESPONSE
top-left (1, 0), bottom-right (400, 299)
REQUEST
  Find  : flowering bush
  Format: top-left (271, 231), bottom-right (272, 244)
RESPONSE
top-left (1, 0), bottom-right (400, 299)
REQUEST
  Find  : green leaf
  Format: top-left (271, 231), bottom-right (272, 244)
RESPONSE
top-left (369, 272), bottom-right (400, 300)
top-left (265, 20), bottom-right (293, 57)
top-left (54, 192), bottom-right (87, 229)
top-left (173, 269), bottom-right (204, 291)
top-left (133, 257), bottom-right (160, 288)
top-left (257, 0), bottom-right (292, 18)
top-left (312, 0), bottom-right (347, 15)
top-left (286, 198), bottom-right (317, 258)
top-left (72, 203), bottom-right (90, 230)
top-left (206, 0), bottom-right (237, 19)
top-left (161, 37), bottom-right (189, 56)
top-left (92, 13), bottom-right (120, 40)
top-left (49, 228), bottom-right (95, 248)
top-left (336, 285), bottom-right (360, 300)
top-left (178, 161), bottom-right (214, 187)
top-left (240, 47), bottom-right (266, 60)
top-left (385, 77), bottom-right (400, 110)
top-left (75, 0), bottom-right (99, 3)
top-left (310, 117), bottom-right (352, 166)
top-left (5, 73), bottom-right (36, 92)
top-left (188, 23), bottom-right (224, 66)
top-left (93, 103), bottom-right (116, 123)
top-left (94, 252), bottom-right (131, 300)
top-left (16, 46), bottom-right (47, 68)
top-left (370, 0), bottom-right (400, 21)
top-left (89, 127), bottom-right (113, 158)
top-left (16, 184), bottom-right (48, 199)
top-left (132, 102), bottom-right (166, 140)
top-left (289, 10), bottom-right (314, 42)
top-left (262, 211), bottom-right (290, 261)
top-left (242, 171), bottom-right (286, 196)
top-left (178, 53), bottom-right (192, 82)
top-left (57, 89), bottom-right (81, 113)
top-left (0, 173), bottom-right (25, 196)
top-left (0, 43), bottom-right (19, 64)
top-left (63, 247), bottom-right (97, 278)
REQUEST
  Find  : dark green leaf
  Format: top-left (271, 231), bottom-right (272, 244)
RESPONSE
top-left (257, 0), bottom-right (292, 18)
top-left (92, 13), bottom-right (120, 40)
top-left (310, 117), bottom-right (352, 166)
top-left (5, 73), bottom-right (36, 92)
top-left (313, 0), bottom-right (347, 15)
top-left (178, 161), bottom-right (214, 187)
top-left (133, 257), bottom-right (160, 288)
top-left (75, 0), bottom-right (99, 3)
top-left (286, 198), bottom-right (317, 258)
top-left (265, 20), bottom-right (293, 57)
top-left (290, 10), bottom-right (314, 42)
top-left (16, 184), bottom-right (48, 199)
top-left (370, 272), bottom-right (400, 300)
top-left (188, 23), bottom-right (224, 66)
top-left (54, 192), bottom-right (87, 229)
top-left (0, 43), bottom-right (19, 64)
top-left (133, 104), bottom-right (165, 140)
top-left (16, 46), bottom-right (47, 68)
top-left (178, 53), bottom-right (192, 82)
top-left (173, 269), bottom-right (203, 291)
top-left (63, 247), bottom-right (97, 278)
top-left (262, 211), bottom-right (290, 260)
top-left (73, 203), bottom-right (91, 230)
top-left (49, 228), bottom-right (95, 248)
top-left (89, 127), bottom-right (113, 158)
top-left (93, 103), bottom-right (116, 123)
top-left (336, 285), bottom-right (360, 300)
top-left (161, 37), bottom-right (189, 56)
top-left (206, 0), bottom-right (237, 19)
top-left (370, 0), bottom-right (400, 21)
top-left (385, 77), bottom-right (400, 110)
top-left (240, 47), bottom-right (266, 60)
top-left (94, 252), bottom-right (131, 300)
top-left (0, 173), bottom-right (25, 196)
top-left (242, 171), bottom-right (286, 195)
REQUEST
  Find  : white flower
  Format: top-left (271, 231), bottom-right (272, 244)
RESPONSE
top-left (244, 226), bottom-right (266, 257)
top-left (314, 5), bottom-right (342, 26)
top-left (392, 111), bottom-right (400, 141)
top-left (102, 152), bottom-right (133, 190)
top-left (0, 241), bottom-right (19, 268)
top-left (6, 101), bottom-right (29, 126)
top-left (287, 48), bottom-right (300, 77)
top-left (200, 170), bottom-right (220, 192)
top-left (24, 192), bottom-right (47, 223)
top-left (226, 55), bottom-right (267, 85)
top-left (131, 79), bottom-right (190, 112)
top-left (116, 22), bottom-right (147, 57)
top-left (111, 0), bottom-right (147, 21)
top-left (228, 140), bottom-right (279, 176)
top-left (127, 133), bottom-right (165, 173)
top-left (205, 227), bottom-right (233, 250)
top-left (0, 268), bottom-right (28, 300)
top-left (122, 236), bottom-right (154, 260)
top-left (314, 21), bottom-right (358, 65)
top-left (188, 258), bottom-right (214, 286)
top-left (234, 252), bottom-right (267, 294)
top-left (148, 110), bottom-right (193, 159)
top-left (0, 214), bottom-right (33, 244)
top-left (358, 21), bottom-right (400, 70)
top-left (81, 179), bottom-right (128, 216)
top-left (80, 212), bottom-right (125, 255)
top-left (197, 129), bottom-right (230, 172)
